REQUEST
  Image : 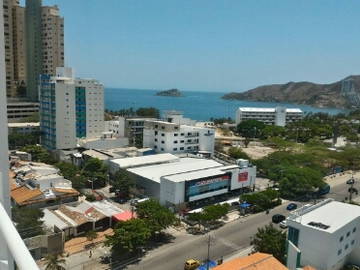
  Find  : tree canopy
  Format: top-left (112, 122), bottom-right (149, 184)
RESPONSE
top-left (20, 145), bottom-right (54, 164)
top-left (111, 169), bottom-right (135, 199)
top-left (105, 218), bottom-right (151, 253)
top-left (251, 224), bottom-right (287, 263)
top-left (237, 120), bottom-right (265, 138)
top-left (228, 147), bottom-right (250, 160)
top-left (12, 207), bottom-right (44, 239)
top-left (135, 199), bottom-right (176, 234)
top-left (82, 158), bottom-right (108, 188)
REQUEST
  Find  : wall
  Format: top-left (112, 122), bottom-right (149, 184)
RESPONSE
top-left (230, 166), bottom-right (256, 190)
top-left (160, 178), bottom-right (185, 205)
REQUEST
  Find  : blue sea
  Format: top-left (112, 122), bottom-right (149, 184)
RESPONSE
top-left (105, 88), bottom-right (344, 121)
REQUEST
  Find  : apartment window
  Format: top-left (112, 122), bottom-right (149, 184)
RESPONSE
top-left (174, 141), bottom-right (178, 144)
top-left (181, 133), bottom-right (184, 136)
top-left (154, 138), bottom-right (157, 142)
top-left (174, 126), bottom-right (179, 130)
top-left (154, 125), bottom-right (158, 128)
top-left (161, 148), bottom-right (164, 151)
top-left (180, 140), bottom-right (184, 143)
top-left (161, 133), bottom-right (165, 137)
top-left (347, 232), bottom-right (350, 238)
top-left (154, 146), bottom-right (157, 149)
top-left (340, 236), bottom-right (344, 242)
top-left (173, 148), bottom-right (177, 151)
top-left (161, 126), bottom-right (165, 130)
top-left (161, 141), bottom-right (164, 144)
top-left (155, 131), bottom-right (158, 135)
top-left (180, 147), bottom-right (184, 150)
top-left (351, 240), bottom-right (355, 245)
top-left (345, 244), bottom-right (349, 250)
top-left (174, 133), bottom-right (178, 136)
top-left (353, 227), bottom-right (357, 233)
top-left (338, 249), bottom-right (342, 256)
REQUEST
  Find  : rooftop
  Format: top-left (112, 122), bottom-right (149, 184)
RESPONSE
top-left (110, 153), bottom-right (179, 169)
top-left (163, 166), bottom-right (231, 183)
top-left (212, 252), bottom-right (288, 270)
top-left (128, 158), bottom-right (223, 183)
top-left (287, 199), bottom-right (360, 233)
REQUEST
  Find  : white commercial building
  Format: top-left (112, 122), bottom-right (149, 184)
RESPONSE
top-left (39, 67), bottom-right (104, 150)
top-left (235, 107), bottom-right (303, 127)
top-left (8, 122), bottom-right (39, 134)
top-left (122, 156), bottom-right (256, 207)
top-left (286, 199), bottom-right (360, 270)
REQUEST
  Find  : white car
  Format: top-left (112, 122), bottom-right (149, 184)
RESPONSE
top-left (279, 220), bottom-right (287, 229)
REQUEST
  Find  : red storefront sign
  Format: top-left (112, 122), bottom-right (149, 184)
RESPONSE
top-left (238, 172), bottom-right (248, 182)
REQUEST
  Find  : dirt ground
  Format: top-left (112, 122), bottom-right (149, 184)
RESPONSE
top-left (241, 145), bottom-right (276, 160)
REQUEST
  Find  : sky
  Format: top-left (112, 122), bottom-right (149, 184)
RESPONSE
top-left (38, 0), bottom-right (360, 92)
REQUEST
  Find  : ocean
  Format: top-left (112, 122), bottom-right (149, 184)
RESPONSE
top-left (105, 88), bottom-right (344, 121)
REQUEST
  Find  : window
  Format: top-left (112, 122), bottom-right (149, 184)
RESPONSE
top-left (161, 148), bottom-right (164, 151)
top-left (161, 126), bottom-right (165, 130)
top-left (353, 227), bottom-right (357, 233)
top-left (345, 244), bottom-right (349, 250)
top-left (351, 240), bottom-right (355, 245)
top-left (181, 133), bottom-right (184, 136)
top-left (340, 236), bottom-right (344, 242)
top-left (180, 147), bottom-right (184, 150)
top-left (175, 126), bottom-right (179, 130)
top-left (173, 148), bottom-right (177, 151)
top-left (174, 141), bottom-right (178, 144)
top-left (347, 232), bottom-right (350, 237)
top-left (154, 138), bottom-right (157, 142)
top-left (338, 249), bottom-right (342, 256)
top-left (154, 125), bottom-right (158, 128)
top-left (180, 140), bottom-right (184, 143)
top-left (174, 133), bottom-right (178, 136)
top-left (161, 141), bottom-right (164, 144)
top-left (154, 145), bottom-right (157, 149)
top-left (161, 133), bottom-right (165, 137)
top-left (155, 131), bottom-right (158, 135)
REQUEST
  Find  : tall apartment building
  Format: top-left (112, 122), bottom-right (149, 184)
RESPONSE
top-left (26, 0), bottom-right (64, 101)
top-left (235, 107), bottom-right (303, 127)
top-left (39, 67), bottom-right (104, 150)
top-left (286, 199), bottom-right (360, 270)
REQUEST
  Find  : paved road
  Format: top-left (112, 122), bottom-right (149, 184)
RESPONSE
top-left (122, 179), bottom-right (356, 270)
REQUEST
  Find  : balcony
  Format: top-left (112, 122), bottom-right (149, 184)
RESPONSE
top-left (0, 202), bottom-right (39, 270)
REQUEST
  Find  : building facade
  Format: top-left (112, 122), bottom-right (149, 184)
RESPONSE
top-left (39, 67), bottom-right (104, 150)
top-left (235, 107), bottom-right (303, 127)
top-left (286, 199), bottom-right (360, 270)
top-left (7, 100), bottom-right (39, 122)
top-left (143, 120), bottom-right (215, 156)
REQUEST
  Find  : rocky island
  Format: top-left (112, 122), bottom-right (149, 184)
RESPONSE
top-left (222, 75), bottom-right (360, 109)
top-left (156, 88), bottom-right (183, 97)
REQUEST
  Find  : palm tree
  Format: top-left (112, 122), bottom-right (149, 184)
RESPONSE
top-left (44, 254), bottom-right (66, 270)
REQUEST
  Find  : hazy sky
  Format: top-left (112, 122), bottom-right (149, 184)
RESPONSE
top-left (40, 0), bottom-right (360, 92)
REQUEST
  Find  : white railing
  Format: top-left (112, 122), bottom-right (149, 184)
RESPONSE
top-left (0, 202), bottom-right (40, 270)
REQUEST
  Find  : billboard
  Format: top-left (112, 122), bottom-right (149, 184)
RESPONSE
top-left (238, 172), bottom-right (248, 182)
top-left (194, 175), bottom-right (230, 187)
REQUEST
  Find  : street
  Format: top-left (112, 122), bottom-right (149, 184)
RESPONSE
top-left (122, 175), bottom-right (357, 270)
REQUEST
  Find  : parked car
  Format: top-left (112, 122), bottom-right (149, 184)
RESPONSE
top-left (184, 259), bottom-right (201, 270)
top-left (279, 220), bottom-right (288, 229)
top-left (272, 214), bottom-right (286, 224)
top-left (286, 203), bottom-right (298, 211)
top-left (347, 178), bottom-right (355, 185)
top-left (348, 187), bottom-right (358, 195)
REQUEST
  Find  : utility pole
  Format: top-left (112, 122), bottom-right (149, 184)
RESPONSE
top-left (206, 234), bottom-right (211, 270)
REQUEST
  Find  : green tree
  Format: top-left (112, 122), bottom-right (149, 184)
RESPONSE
top-left (44, 254), bottom-right (66, 270)
top-left (251, 224), bottom-right (287, 263)
top-left (202, 204), bottom-right (230, 222)
top-left (136, 107), bottom-right (160, 118)
top-left (136, 199), bottom-right (176, 234)
top-left (20, 145), bottom-right (54, 163)
top-left (241, 189), bottom-right (280, 212)
top-left (55, 162), bottom-right (86, 189)
top-left (12, 207), bottom-right (44, 239)
top-left (8, 132), bottom-right (40, 150)
top-left (228, 147), bottom-right (250, 160)
top-left (111, 169), bottom-right (135, 199)
top-left (105, 219), bottom-right (151, 253)
top-left (237, 120), bottom-right (265, 138)
top-left (82, 158), bottom-right (108, 188)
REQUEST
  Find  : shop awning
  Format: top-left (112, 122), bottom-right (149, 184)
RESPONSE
top-left (112, 211), bottom-right (137, 222)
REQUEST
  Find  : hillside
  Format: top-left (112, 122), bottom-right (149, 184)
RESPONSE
top-left (155, 88), bottom-right (183, 97)
top-left (222, 75), bottom-right (360, 109)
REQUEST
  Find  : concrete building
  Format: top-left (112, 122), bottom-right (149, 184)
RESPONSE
top-left (10, 161), bottom-right (79, 207)
top-left (8, 122), bottom-right (39, 134)
top-left (25, 0), bottom-right (64, 101)
top-left (235, 107), bottom-right (303, 127)
top-left (143, 119), bottom-right (215, 156)
top-left (6, 101), bottom-right (39, 122)
top-left (113, 155), bottom-right (256, 207)
top-left (286, 199), bottom-right (360, 270)
top-left (39, 67), bottom-right (104, 150)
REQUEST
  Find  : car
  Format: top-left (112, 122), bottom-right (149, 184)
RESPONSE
top-left (272, 214), bottom-right (286, 224)
top-left (286, 203), bottom-right (298, 211)
top-left (347, 178), bottom-right (355, 185)
top-left (348, 187), bottom-right (358, 195)
top-left (279, 220), bottom-right (287, 229)
top-left (231, 201), bottom-right (240, 206)
top-left (184, 259), bottom-right (201, 270)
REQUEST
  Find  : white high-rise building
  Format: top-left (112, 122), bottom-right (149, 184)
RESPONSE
top-left (235, 107), bottom-right (303, 127)
top-left (39, 67), bottom-right (104, 150)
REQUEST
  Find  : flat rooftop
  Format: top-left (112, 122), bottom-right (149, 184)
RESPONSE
top-left (110, 153), bottom-right (179, 169)
top-left (128, 158), bottom-right (223, 183)
top-left (288, 199), bottom-right (360, 233)
top-left (238, 107), bottom-right (303, 113)
top-left (163, 166), bottom-right (229, 183)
